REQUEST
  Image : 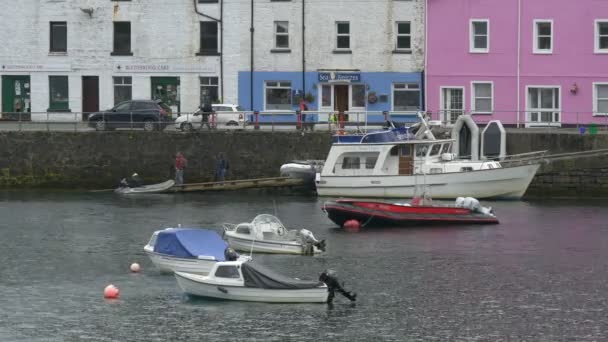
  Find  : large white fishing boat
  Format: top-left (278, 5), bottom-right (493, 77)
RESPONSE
top-left (315, 116), bottom-right (542, 199)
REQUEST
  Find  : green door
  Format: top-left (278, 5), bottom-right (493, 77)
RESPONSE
top-left (151, 77), bottom-right (180, 117)
top-left (2, 76), bottom-right (31, 118)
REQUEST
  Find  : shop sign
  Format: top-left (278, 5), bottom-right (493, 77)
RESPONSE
top-left (1, 64), bottom-right (71, 72)
top-left (318, 72), bottom-right (361, 82)
top-left (114, 64), bottom-right (215, 73)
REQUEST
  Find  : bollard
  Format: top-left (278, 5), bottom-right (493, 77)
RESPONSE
top-left (254, 111), bottom-right (260, 130)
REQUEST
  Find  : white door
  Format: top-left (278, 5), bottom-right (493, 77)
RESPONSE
top-left (527, 87), bottom-right (561, 127)
top-left (441, 88), bottom-right (464, 124)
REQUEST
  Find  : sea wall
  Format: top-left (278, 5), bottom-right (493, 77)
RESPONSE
top-left (0, 130), bottom-right (607, 197)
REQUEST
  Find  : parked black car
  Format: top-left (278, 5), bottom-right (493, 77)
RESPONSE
top-left (87, 100), bottom-right (173, 131)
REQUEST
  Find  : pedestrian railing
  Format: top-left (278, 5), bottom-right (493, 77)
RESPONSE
top-left (1, 110), bottom-right (607, 133)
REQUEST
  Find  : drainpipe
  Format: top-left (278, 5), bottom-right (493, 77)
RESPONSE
top-left (302, 0), bottom-right (306, 98)
top-left (192, 0), bottom-right (223, 102)
top-left (516, 0), bottom-right (521, 128)
top-left (250, 0), bottom-right (255, 110)
top-left (424, 0), bottom-right (428, 115)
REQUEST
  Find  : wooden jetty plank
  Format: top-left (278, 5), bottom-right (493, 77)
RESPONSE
top-left (170, 177), bottom-right (306, 192)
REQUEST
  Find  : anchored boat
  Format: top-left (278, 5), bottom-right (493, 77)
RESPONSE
top-left (315, 114), bottom-right (542, 199)
top-left (115, 180), bottom-right (175, 194)
top-left (223, 214), bottom-right (326, 255)
top-left (323, 196), bottom-right (498, 228)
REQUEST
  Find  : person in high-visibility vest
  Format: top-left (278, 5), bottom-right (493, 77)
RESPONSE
top-left (329, 112), bottom-right (337, 132)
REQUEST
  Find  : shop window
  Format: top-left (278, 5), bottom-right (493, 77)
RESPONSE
top-left (199, 21), bottom-right (219, 55)
top-left (264, 81), bottom-right (291, 110)
top-left (321, 84), bottom-right (331, 108)
top-left (50, 22), bottom-right (67, 53)
top-left (274, 21), bottom-right (289, 49)
top-left (352, 84), bottom-right (365, 108)
top-left (200, 77), bottom-right (219, 105)
top-left (113, 76), bottom-right (132, 105)
top-left (48, 76), bottom-right (69, 111)
top-left (393, 83), bottom-right (420, 111)
top-left (395, 22), bottom-right (411, 51)
top-left (472, 82), bottom-right (493, 113)
top-left (112, 22), bottom-right (132, 55)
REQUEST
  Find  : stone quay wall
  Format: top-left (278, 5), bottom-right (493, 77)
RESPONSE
top-left (0, 130), bottom-right (607, 197)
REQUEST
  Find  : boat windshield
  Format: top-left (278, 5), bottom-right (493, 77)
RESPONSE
top-left (251, 214), bottom-right (287, 240)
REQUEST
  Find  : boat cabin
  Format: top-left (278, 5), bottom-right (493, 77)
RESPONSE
top-left (321, 139), bottom-right (502, 177)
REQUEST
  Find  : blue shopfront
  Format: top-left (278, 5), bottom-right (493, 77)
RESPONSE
top-left (237, 71), bottom-right (423, 124)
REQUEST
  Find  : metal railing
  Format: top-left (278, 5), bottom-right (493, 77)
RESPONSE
top-left (1, 109), bottom-right (608, 133)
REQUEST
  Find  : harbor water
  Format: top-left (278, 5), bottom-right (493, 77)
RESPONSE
top-left (1, 191), bottom-right (607, 341)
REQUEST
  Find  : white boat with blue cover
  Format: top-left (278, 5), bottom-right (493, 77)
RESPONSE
top-left (144, 227), bottom-right (242, 275)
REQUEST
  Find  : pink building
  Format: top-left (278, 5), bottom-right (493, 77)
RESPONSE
top-left (425, 0), bottom-right (608, 127)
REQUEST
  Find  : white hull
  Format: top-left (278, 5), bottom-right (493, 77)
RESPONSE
top-left (115, 180), bottom-right (175, 194)
top-left (225, 234), bottom-right (310, 255)
top-left (145, 250), bottom-right (217, 274)
top-left (174, 272), bottom-right (328, 303)
top-left (317, 164), bottom-right (540, 199)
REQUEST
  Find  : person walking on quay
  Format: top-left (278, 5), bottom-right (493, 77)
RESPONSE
top-left (299, 99), bottom-right (309, 132)
top-left (199, 103), bottom-right (212, 131)
top-left (214, 152), bottom-right (229, 183)
top-left (175, 152), bottom-right (188, 185)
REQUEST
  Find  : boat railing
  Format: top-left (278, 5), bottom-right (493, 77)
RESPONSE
top-left (499, 150), bottom-right (549, 167)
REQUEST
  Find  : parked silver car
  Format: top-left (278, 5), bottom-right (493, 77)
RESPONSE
top-left (175, 104), bottom-right (245, 131)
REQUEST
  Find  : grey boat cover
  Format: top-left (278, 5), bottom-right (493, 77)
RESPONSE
top-left (241, 261), bottom-right (323, 290)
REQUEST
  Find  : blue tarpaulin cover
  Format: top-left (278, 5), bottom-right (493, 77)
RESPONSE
top-left (153, 228), bottom-right (228, 260)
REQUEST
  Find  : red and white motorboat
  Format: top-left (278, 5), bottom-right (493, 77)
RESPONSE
top-left (322, 196), bottom-right (499, 227)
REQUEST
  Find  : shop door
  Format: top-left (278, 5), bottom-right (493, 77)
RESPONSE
top-left (2, 75), bottom-right (31, 118)
top-left (82, 76), bottom-right (99, 120)
top-left (151, 77), bottom-right (180, 116)
top-left (441, 88), bottom-right (464, 124)
top-left (334, 84), bottom-right (349, 122)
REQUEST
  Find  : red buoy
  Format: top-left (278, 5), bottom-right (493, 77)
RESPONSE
top-left (104, 284), bottom-right (120, 299)
top-left (343, 219), bottom-right (361, 232)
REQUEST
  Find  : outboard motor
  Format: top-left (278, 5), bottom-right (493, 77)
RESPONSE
top-left (224, 247), bottom-right (238, 261)
top-left (319, 269), bottom-right (357, 304)
top-left (300, 229), bottom-right (326, 255)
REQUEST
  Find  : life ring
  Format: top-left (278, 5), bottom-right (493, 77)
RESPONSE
top-left (368, 93), bottom-right (378, 104)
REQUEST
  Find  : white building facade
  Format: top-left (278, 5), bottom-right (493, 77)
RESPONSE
top-left (0, 0), bottom-right (239, 119)
top-left (237, 0), bottom-right (425, 125)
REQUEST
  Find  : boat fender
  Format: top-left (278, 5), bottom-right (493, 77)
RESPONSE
top-left (463, 197), bottom-right (480, 211)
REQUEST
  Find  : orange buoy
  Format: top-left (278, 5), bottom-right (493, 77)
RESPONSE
top-left (343, 219), bottom-right (361, 232)
top-left (130, 262), bottom-right (141, 273)
top-left (104, 284), bottom-right (119, 299)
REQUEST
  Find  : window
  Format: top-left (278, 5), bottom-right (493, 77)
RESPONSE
top-left (470, 20), bottom-right (489, 53)
top-left (200, 77), bottom-right (219, 105)
top-left (133, 102), bottom-right (157, 110)
top-left (274, 21), bottom-right (289, 49)
top-left (48, 76), bottom-right (69, 111)
top-left (365, 156), bottom-right (378, 169)
top-left (393, 83), bottom-right (420, 111)
top-left (415, 145), bottom-right (429, 157)
top-left (595, 20), bottom-right (608, 53)
top-left (429, 144), bottom-right (442, 156)
top-left (264, 81), bottom-right (291, 110)
top-left (199, 22), bottom-right (219, 55)
top-left (114, 102), bottom-right (131, 112)
top-left (113, 76), bottom-right (132, 105)
top-left (198, 0), bottom-right (218, 3)
top-left (214, 266), bottom-right (240, 279)
top-left (236, 226), bottom-right (251, 235)
top-left (336, 22), bottom-right (350, 50)
top-left (396, 22), bottom-right (411, 51)
top-left (533, 20), bottom-right (553, 53)
top-left (441, 143), bottom-right (451, 154)
top-left (112, 22), bottom-right (131, 55)
top-left (594, 83), bottom-right (608, 115)
top-left (321, 84), bottom-right (331, 108)
top-left (460, 167), bottom-right (474, 172)
top-left (50, 22), bottom-right (67, 53)
top-left (471, 82), bottom-right (493, 113)
top-left (527, 87), bottom-right (560, 125)
top-left (342, 156), bottom-right (360, 169)
top-left (352, 84), bottom-right (365, 108)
